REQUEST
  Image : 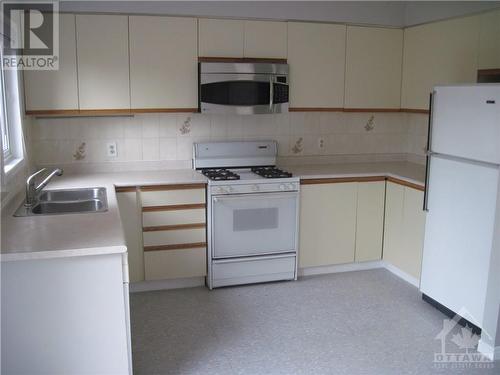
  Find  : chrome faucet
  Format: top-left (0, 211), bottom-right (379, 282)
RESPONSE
top-left (25, 168), bottom-right (63, 207)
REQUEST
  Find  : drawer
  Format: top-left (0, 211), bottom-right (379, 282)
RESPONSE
top-left (141, 188), bottom-right (205, 207)
top-left (212, 255), bottom-right (296, 288)
top-left (142, 209), bottom-right (206, 227)
top-left (143, 228), bottom-right (206, 247)
top-left (144, 248), bottom-right (207, 280)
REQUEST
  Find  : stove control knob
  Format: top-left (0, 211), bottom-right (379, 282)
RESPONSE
top-left (286, 183), bottom-right (294, 190)
top-left (228, 186), bottom-right (235, 193)
top-left (252, 184), bottom-right (259, 192)
top-left (279, 184), bottom-right (286, 190)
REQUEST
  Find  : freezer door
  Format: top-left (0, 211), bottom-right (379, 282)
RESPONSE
top-left (431, 85), bottom-right (500, 164)
top-left (420, 155), bottom-right (499, 326)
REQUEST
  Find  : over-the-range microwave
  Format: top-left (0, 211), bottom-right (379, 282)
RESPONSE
top-left (198, 62), bottom-right (289, 115)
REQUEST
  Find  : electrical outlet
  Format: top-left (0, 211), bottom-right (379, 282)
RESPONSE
top-left (318, 137), bottom-right (324, 149)
top-left (107, 141), bottom-right (117, 157)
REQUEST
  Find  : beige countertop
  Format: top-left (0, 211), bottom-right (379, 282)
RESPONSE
top-left (1, 169), bottom-right (207, 262)
top-left (284, 161), bottom-right (425, 186)
top-left (1, 162), bottom-right (424, 262)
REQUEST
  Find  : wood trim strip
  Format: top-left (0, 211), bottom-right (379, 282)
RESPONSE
top-left (78, 109), bottom-right (132, 116)
top-left (289, 107), bottom-right (344, 112)
top-left (143, 223), bottom-right (206, 232)
top-left (142, 203), bottom-right (206, 212)
top-left (26, 109), bottom-right (81, 116)
top-left (144, 242), bottom-right (207, 252)
top-left (477, 69), bottom-right (500, 75)
top-left (300, 176), bottom-right (386, 185)
top-left (386, 176), bottom-right (425, 191)
top-left (140, 183), bottom-right (206, 192)
top-left (27, 108), bottom-right (199, 117)
top-left (343, 108), bottom-right (401, 113)
top-left (400, 108), bottom-right (430, 114)
top-left (28, 107), bottom-right (430, 116)
top-left (115, 186), bottom-right (137, 193)
top-left (290, 107), bottom-right (430, 114)
top-left (131, 108), bottom-right (198, 113)
top-left (198, 56), bottom-right (287, 64)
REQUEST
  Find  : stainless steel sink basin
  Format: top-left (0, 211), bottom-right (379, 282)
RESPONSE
top-left (14, 187), bottom-right (108, 216)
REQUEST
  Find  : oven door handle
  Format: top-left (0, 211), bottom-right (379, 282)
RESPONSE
top-left (269, 77), bottom-right (274, 111)
top-left (213, 191), bottom-right (298, 203)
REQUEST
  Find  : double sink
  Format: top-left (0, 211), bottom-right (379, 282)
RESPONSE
top-left (14, 187), bottom-right (108, 217)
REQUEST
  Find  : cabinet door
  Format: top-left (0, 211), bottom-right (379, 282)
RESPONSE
top-left (76, 15), bottom-right (130, 110)
top-left (401, 15), bottom-right (480, 110)
top-left (243, 20), bottom-right (287, 59)
top-left (382, 182), bottom-right (405, 271)
top-left (402, 187), bottom-right (426, 280)
top-left (299, 182), bottom-right (357, 267)
top-left (355, 181), bottom-right (385, 262)
top-left (383, 182), bottom-right (426, 280)
top-left (478, 9), bottom-right (500, 70)
top-left (345, 26), bottom-right (403, 109)
top-left (198, 18), bottom-right (244, 57)
top-left (144, 248), bottom-right (206, 280)
top-left (116, 191), bottom-right (144, 282)
top-left (24, 14), bottom-right (78, 111)
top-left (129, 16), bottom-right (197, 109)
top-left (288, 22), bottom-right (346, 108)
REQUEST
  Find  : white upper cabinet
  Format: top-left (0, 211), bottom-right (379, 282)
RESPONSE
top-left (198, 18), bottom-right (244, 57)
top-left (478, 9), bottom-right (500, 70)
top-left (198, 19), bottom-right (286, 59)
top-left (345, 26), bottom-right (403, 109)
top-left (401, 15), bottom-right (480, 110)
top-left (243, 20), bottom-right (287, 59)
top-left (24, 14), bottom-right (78, 111)
top-left (76, 15), bottom-right (130, 110)
top-left (129, 16), bottom-right (197, 109)
top-left (288, 22), bottom-right (346, 108)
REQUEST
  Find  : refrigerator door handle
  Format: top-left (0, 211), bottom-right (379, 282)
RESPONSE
top-left (423, 91), bottom-right (435, 212)
top-left (423, 152), bottom-right (432, 212)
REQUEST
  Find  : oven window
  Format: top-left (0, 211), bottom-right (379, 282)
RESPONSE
top-left (201, 81), bottom-right (270, 106)
top-left (233, 207), bottom-right (278, 231)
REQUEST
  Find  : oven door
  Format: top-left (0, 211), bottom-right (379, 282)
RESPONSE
top-left (200, 73), bottom-right (288, 114)
top-left (211, 192), bottom-right (298, 258)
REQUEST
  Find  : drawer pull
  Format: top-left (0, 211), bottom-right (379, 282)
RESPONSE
top-left (143, 223), bottom-right (206, 232)
top-left (144, 242), bottom-right (207, 252)
top-left (142, 203), bottom-right (206, 212)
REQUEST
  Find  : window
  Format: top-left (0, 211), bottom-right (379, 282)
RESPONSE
top-left (0, 41), bottom-right (24, 175)
top-left (1, 66), bottom-right (11, 162)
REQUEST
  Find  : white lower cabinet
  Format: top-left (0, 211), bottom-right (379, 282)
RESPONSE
top-left (116, 189), bottom-right (144, 282)
top-left (299, 181), bottom-right (358, 267)
top-left (140, 184), bottom-right (207, 281)
top-left (355, 181), bottom-right (385, 262)
top-left (116, 184), bottom-right (207, 283)
top-left (299, 179), bottom-right (424, 274)
top-left (383, 181), bottom-right (426, 280)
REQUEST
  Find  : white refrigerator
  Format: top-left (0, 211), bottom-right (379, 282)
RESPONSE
top-left (420, 84), bottom-right (500, 328)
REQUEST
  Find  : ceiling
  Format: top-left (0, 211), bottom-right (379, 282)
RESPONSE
top-left (59, 1), bottom-right (500, 28)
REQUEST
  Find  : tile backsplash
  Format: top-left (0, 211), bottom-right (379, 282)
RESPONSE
top-left (29, 112), bottom-right (428, 169)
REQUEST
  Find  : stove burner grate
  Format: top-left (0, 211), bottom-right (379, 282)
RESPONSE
top-left (251, 166), bottom-right (293, 179)
top-left (201, 168), bottom-right (240, 181)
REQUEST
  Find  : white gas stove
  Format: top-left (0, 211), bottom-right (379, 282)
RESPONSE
top-left (193, 141), bottom-right (299, 289)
